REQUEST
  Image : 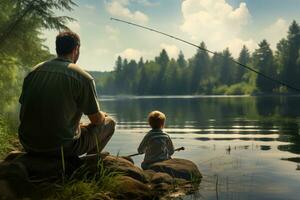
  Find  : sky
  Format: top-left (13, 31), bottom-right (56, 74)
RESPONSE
top-left (42, 0), bottom-right (300, 71)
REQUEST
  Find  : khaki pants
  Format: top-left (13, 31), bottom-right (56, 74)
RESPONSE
top-left (63, 117), bottom-right (116, 156)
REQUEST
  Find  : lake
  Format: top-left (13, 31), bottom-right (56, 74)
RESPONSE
top-left (96, 95), bottom-right (300, 200)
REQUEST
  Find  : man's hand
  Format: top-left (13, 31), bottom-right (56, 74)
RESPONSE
top-left (88, 111), bottom-right (106, 126)
top-left (101, 111), bottom-right (108, 117)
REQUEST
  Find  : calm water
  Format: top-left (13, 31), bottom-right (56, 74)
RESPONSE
top-left (95, 95), bottom-right (300, 200)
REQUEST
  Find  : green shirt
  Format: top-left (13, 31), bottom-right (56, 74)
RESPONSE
top-left (18, 58), bottom-right (100, 152)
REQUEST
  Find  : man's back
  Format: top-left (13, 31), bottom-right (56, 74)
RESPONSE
top-left (19, 58), bottom-right (99, 153)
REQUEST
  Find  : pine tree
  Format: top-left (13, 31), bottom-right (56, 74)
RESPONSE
top-left (253, 40), bottom-right (277, 92)
top-left (177, 50), bottom-right (187, 68)
top-left (219, 48), bottom-right (235, 85)
top-left (155, 49), bottom-right (170, 94)
top-left (190, 42), bottom-right (210, 93)
top-left (236, 45), bottom-right (250, 83)
top-left (281, 21), bottom-right (300, 91)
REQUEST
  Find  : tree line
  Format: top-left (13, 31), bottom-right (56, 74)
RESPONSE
top-left (94, 20), bottom-right (300, 95)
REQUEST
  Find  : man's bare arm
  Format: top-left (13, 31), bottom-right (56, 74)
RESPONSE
top-left (88, 111), bottom-right (106, 125)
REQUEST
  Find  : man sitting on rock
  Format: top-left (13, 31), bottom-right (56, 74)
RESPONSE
top-left (18, 31), bottom-right (115, 158)
top-left (138, 111), bottom-right (174, 169)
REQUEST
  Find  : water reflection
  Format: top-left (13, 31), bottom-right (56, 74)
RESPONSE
top-left (99, 96), bottom-right (300, 200)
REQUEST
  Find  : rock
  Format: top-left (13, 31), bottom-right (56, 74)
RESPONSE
top-left (0, 180), bottom-right (17, 200)
top-left (148, 158), bottom-right (202, 181)
top-left (13, 153), bottom-right (82, 179)
top-left (0, 161), bottom-right (34, 198)
top-left (150, 172), bottom-right (173, 184)
top-left (0, 151), bottom-right (202, 199)
top-left (143, 169), bottom-right (156, 181)
top-left (114, 176), bottom-right (154, 200)
top-left (3, 150), bottom-right (25, 162)
top-left (120, 156), bottom-right (134, 164)
top-left (152, 182), bottom-right (172, 193)
top-left (85, 155), bottom-right (148, 183)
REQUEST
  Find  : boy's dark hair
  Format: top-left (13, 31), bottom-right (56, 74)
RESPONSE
top-left (56, 31), bottom-right (80, 56)
top-left (148, 111), bottom-right (166, 129)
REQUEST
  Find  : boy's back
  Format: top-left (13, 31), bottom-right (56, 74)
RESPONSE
top-left (138, 129), bottom-right (174, 168)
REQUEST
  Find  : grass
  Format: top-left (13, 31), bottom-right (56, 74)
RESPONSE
top-left (42, 160), bottom-right (123, 200)
top-left (0, 116), bottom-right (15, 158)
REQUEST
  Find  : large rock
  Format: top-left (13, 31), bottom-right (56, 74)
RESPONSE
top-left (12, 153), bottom-right (82, 179)
top-left (148, 158), bottom-right (202, 181)
top-left (103, 156), bottom-right (147, 183)
top-left (0, 180), bottom-right (17, 200)
top-left (83, 155), bottom-right (147, 183)
top-left (0, 161), bottom-right (34, 198)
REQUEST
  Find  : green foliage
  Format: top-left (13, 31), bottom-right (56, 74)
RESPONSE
top-left (0, 116), bottom-right (13, 158)
top-left (0, 55), bottom-right (20, 106)
top-left (225, 83), bottom-right (256, 95)
top-left (279, 21), bottom-right (300, 92)
top-left (44, 160), bottom-right (122, 200)
top-left (253, 40), bottom-right (277, 93)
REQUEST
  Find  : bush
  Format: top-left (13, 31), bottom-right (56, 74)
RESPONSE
top-left (0, 116), bottom-right (13, 158)
top-left (213, 85), bottom-right (229, 95)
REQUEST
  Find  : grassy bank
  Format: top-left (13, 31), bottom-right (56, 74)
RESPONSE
top-left (0, 116), bottom-right (16, 158)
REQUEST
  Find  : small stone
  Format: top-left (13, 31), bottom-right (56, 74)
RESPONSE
top-left (151, 172), bottom-right (173, 184)
top-left (152, 182), bottom-right (172, 192)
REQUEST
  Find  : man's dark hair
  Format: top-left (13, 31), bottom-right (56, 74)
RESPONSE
top-left (56, 31), bottom-right (80, 56)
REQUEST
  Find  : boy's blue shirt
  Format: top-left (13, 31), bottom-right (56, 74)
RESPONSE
top-left (138, 128), bottom-right (174, 165)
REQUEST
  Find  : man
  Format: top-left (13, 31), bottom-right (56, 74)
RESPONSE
top-left (18, 31), bottom-right (115, 157)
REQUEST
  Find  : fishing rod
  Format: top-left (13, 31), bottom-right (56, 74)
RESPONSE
top-left (110, 17), bottom-right (300, 93)
top-left (126, 146), bottom-right (185, 158)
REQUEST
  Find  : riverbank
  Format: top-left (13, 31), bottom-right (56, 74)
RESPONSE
top-left (0, 151), bottom-right (202, 199)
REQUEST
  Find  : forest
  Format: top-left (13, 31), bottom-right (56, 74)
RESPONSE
top-left (93, 20), bottom-right (300, 95)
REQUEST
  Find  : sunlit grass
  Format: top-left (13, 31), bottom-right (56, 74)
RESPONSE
top-left (43, 160), bottom-right (123, 200)
top-left (0, 116), bottom-right (14, 158)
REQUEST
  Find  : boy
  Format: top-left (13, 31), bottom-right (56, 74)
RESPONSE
top-left (138, 110), bottom-right (174, 169)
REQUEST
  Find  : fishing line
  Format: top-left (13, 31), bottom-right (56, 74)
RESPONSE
top-left (110, 17), bottom-right (300, 93)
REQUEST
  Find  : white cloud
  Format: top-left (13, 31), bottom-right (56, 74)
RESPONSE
top-left (131, 0), bottom-right (160, 7)
top-left (95, 48), bottom-right (110, 56)
top-left (224, 38), bottom-right (257, 57)
top-left (105, 25), bottom-right (119, 35)
top-left (160, 43), bottom-right (180, 58)
top-left (105, 25), bottom-right (120, 41)
top-left (262, 18), bottom-right (289, 49)
top-left (118, 48), bottom-right (145, 60)
top-left (105, 0), bottom-right (149, 24)
top-left (180, 0), bottom-right (254, 57)
top-left (84, 4), bottom-right (96, 11)
top-left (67, 21), bottom-right (80, 33)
